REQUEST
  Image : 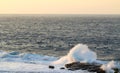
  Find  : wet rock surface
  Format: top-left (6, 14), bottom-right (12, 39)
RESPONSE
top-left (49, 65), bottom-right (55, 69)
top-left (60, 67), bottom-right (65, 69)
top-left (65, 62), bottom-right (119, 73)
top-left (65, 62), bottom-right (104, 73)
top-left (113, 68), bottom-right (119, 73)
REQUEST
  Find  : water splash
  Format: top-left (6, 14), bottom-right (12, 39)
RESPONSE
top-left (100, 61), bottom-right (116, 73)
top-left (53, 44), bottom-right (97, 64)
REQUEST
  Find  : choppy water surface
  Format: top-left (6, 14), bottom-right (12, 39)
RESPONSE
top-left (0, 14), bottom-right (120, 61)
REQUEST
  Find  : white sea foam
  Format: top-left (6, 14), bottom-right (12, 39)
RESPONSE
top-left (100, 61), bottom-right (116, 73)
top-left (0, 62), bottom-right (92, 73)
top-left (52, 44), bottom-right (119, 72)
top-left (0, 44), bottom-right (119, 73)
top-left (53, 44), bottom-right (97, 64)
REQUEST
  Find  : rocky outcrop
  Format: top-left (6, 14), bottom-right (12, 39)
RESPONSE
top-left (65, 62), bottom-right (119, 73)
top-left (48, 62), bottom-right (119, 73)
top-left (49, 65), bottom-right (55, 69)
top-left (60, 67), bottom-right (65, 69)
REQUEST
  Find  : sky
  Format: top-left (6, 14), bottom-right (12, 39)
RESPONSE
top-left (0, 0), bottom-right (120, 14)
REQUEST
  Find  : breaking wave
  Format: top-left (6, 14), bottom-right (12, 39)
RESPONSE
top-left (0, 51), bottom-right (57, 64)
top-left (0, 44), bottom-right (119, 73)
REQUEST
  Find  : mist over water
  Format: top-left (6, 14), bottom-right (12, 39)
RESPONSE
top-left (0, 14), bottom-right (120, 61)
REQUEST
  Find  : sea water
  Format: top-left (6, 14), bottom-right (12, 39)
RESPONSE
top-left (0, 14), bottom-right (120, 72)
top-left (0, 44), bottom-right (119, 73)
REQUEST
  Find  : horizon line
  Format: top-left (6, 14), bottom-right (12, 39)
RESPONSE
top-left (0, 14), bottom-right (120, 15)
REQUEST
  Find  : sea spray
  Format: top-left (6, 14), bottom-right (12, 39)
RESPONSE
top-left (53, 44), bottom-right (97, 64)
top-left (0, 44), bottom-right (119, 73)
top-left (53, 44), bottom-right (118, 73)
top-left (67, 44), bottom-right (97, 63)
top-left (100, 61), bottom-right (116, 73)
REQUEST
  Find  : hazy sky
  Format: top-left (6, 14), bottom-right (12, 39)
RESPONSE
top-left (0, 0), bottom-right (120, 14)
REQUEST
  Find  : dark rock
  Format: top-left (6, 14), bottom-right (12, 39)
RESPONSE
top-left (112, 68), bottom-right (119, 73)
top-left (60, 67), bottom-right (65, 69)
top-left (65, 62), bottom-right (80, 68)
top-left (49, 65), bottom-right (55, 69)
top-left (65, 62), bottom-right (106, 73)
top-left (67, 68), bottom-right (75, 71)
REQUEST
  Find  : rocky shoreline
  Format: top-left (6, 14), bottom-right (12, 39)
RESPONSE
top-left (65, 62), bottom-right (104, 72)
top-left (65, 62), bottom-right (119, 73)
top-left (49, 62), bottom-right (119, 73)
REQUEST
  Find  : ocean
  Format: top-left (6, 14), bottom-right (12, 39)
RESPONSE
top-left (0, 14), bottom-right (120, 73)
